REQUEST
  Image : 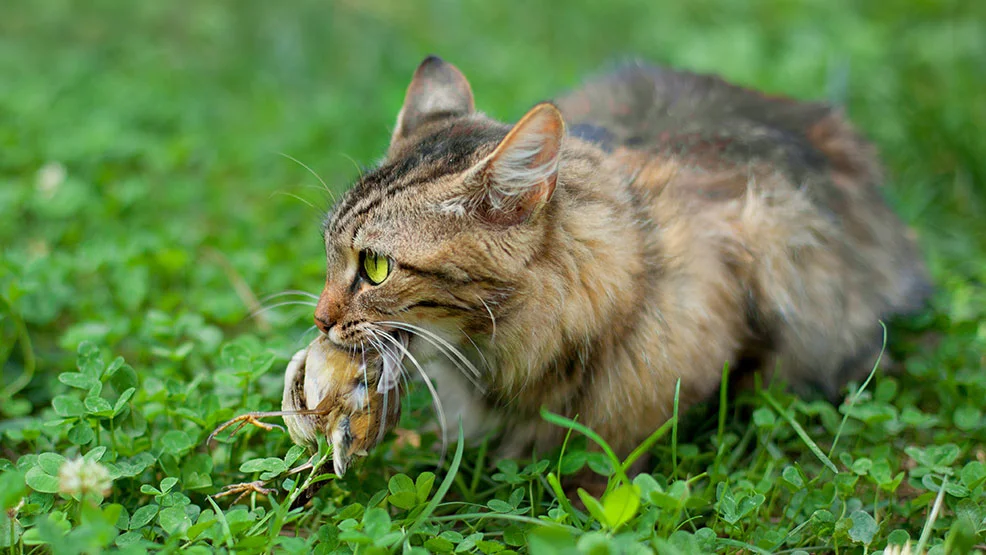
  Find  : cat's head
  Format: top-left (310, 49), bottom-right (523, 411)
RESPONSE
top-left (314, 56), bottom-right (567, 361)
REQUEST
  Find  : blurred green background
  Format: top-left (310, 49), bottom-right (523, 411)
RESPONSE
top-left (2, 1), bottom-right (986, 551)
top-left (2, 0), bottom-right (984, 461)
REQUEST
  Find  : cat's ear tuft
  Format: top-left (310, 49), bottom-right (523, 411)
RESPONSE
top-left (391, 56), bottom-right (475, 144)
top-left (463, 102), bottom-right (565, 225)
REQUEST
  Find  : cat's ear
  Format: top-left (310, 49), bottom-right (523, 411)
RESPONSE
top-left (458, 102), bottom-right (565, 225)
top-left (391, 56), bottom-right (475, 144)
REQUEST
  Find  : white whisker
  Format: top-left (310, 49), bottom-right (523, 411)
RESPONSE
top-left (338, 152), bottom-right (366, 183)
top-left (394, 324), bottom-right (485, 392)
top-left (379, 320), bottom-right (485, 387)
top-left (364, 329), bottom-right (404, 444)
top-left (269, 190), bottom-right (319, 211)
top-left (251, 300), bottom-right (317, 318)
top-left (371, 328), bottom-right (448, 464)
top-left (358, 339), bottom-right (374, 422)
top-left (295, 325), bottom-right (319, 348)
top-left (478, 296), bottom-right (497, 345)
top-left (260, 290), bottom-right (320, 302)
top-left (457, 325), bottom-right (492, 374)
top-left (279, 152), bottom-right (338, 205)
top-left (363, 327), bottom-right (399, 393)
top-left (379, 384), bottom-right (390, 444)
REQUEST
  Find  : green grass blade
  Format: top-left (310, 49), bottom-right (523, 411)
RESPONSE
top-left (540, 408), bottom-right (630, 487)
top-left (828, 322), bottom-right (888, 459)
top-left (620, 418), bottom-right (673, 476)
top-left (404, 421), bottom-right (466, 539)
top-left (714, 362), bottom-right (730, 469)
top-left (760, 391), bottom-right (839, 475)
top-left (671, 378), bottom-right (681, 479)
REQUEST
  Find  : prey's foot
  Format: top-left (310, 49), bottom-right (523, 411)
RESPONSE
top-left (208, 413), bottom-right (285, 443)
top-left (213, 462), bottom-right (315, 505)
top-left (214, 481), bottom-right (274, 504)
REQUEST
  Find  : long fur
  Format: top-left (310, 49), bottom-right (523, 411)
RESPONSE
top-left (313, 58), bottom-right (931, 458)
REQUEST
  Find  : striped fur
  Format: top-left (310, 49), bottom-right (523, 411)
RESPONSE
top-left (313, 57), bottom-right (931, 458)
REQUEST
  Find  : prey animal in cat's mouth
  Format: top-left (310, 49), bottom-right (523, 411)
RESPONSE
top-left (209, 333), bottom-right (406, 486)
top-left (281, 333), bottom-right (407, 476)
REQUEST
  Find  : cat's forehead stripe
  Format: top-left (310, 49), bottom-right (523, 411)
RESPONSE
top-left (331, 126), bottom-right (496, 231)
top-left (327, 120), bottom-right (507, 235)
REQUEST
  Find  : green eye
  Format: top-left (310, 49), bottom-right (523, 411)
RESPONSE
top-left (361, 251), bottom-right (391, 285)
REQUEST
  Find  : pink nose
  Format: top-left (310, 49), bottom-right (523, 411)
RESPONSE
top-left (314, 285), bottom-right (342, 335)
top-left (314, 314), bottom-right (333, 334)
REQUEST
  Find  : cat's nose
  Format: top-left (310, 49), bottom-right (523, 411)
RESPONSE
top-left (314, 314), bottom-right (334, 335)
top-left (314, 286), bottom-right (342, 335)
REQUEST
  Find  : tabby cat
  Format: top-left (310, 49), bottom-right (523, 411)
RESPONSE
top-left (313, 55), bottom-right (930, 460)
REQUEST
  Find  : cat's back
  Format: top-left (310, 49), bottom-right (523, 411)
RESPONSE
top-left (555, 63), bottom-right (928, 283)
top-left (556, 64), bottom-right (832, 136)
top-left (557, 63), bottom-right (931, 396)
top-left (555, 63), bottom-right (848, 182)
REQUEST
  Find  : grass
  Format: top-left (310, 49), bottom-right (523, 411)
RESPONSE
top-left (1, 0), bottom-right (985, 553)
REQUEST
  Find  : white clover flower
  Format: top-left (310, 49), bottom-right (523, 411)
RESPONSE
top-left (58, 457), bottom-right (113, 497)
top-left (882, 541), bottom-right (920, 555)
top-left (36, 161), bottom-right (66, 199)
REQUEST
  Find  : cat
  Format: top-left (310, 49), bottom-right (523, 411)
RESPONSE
top-left (312, 55), bottom-right (931, 461)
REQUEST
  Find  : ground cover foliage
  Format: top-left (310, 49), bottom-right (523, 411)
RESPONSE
top-left (2, 0), bottom-right (985, 553)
